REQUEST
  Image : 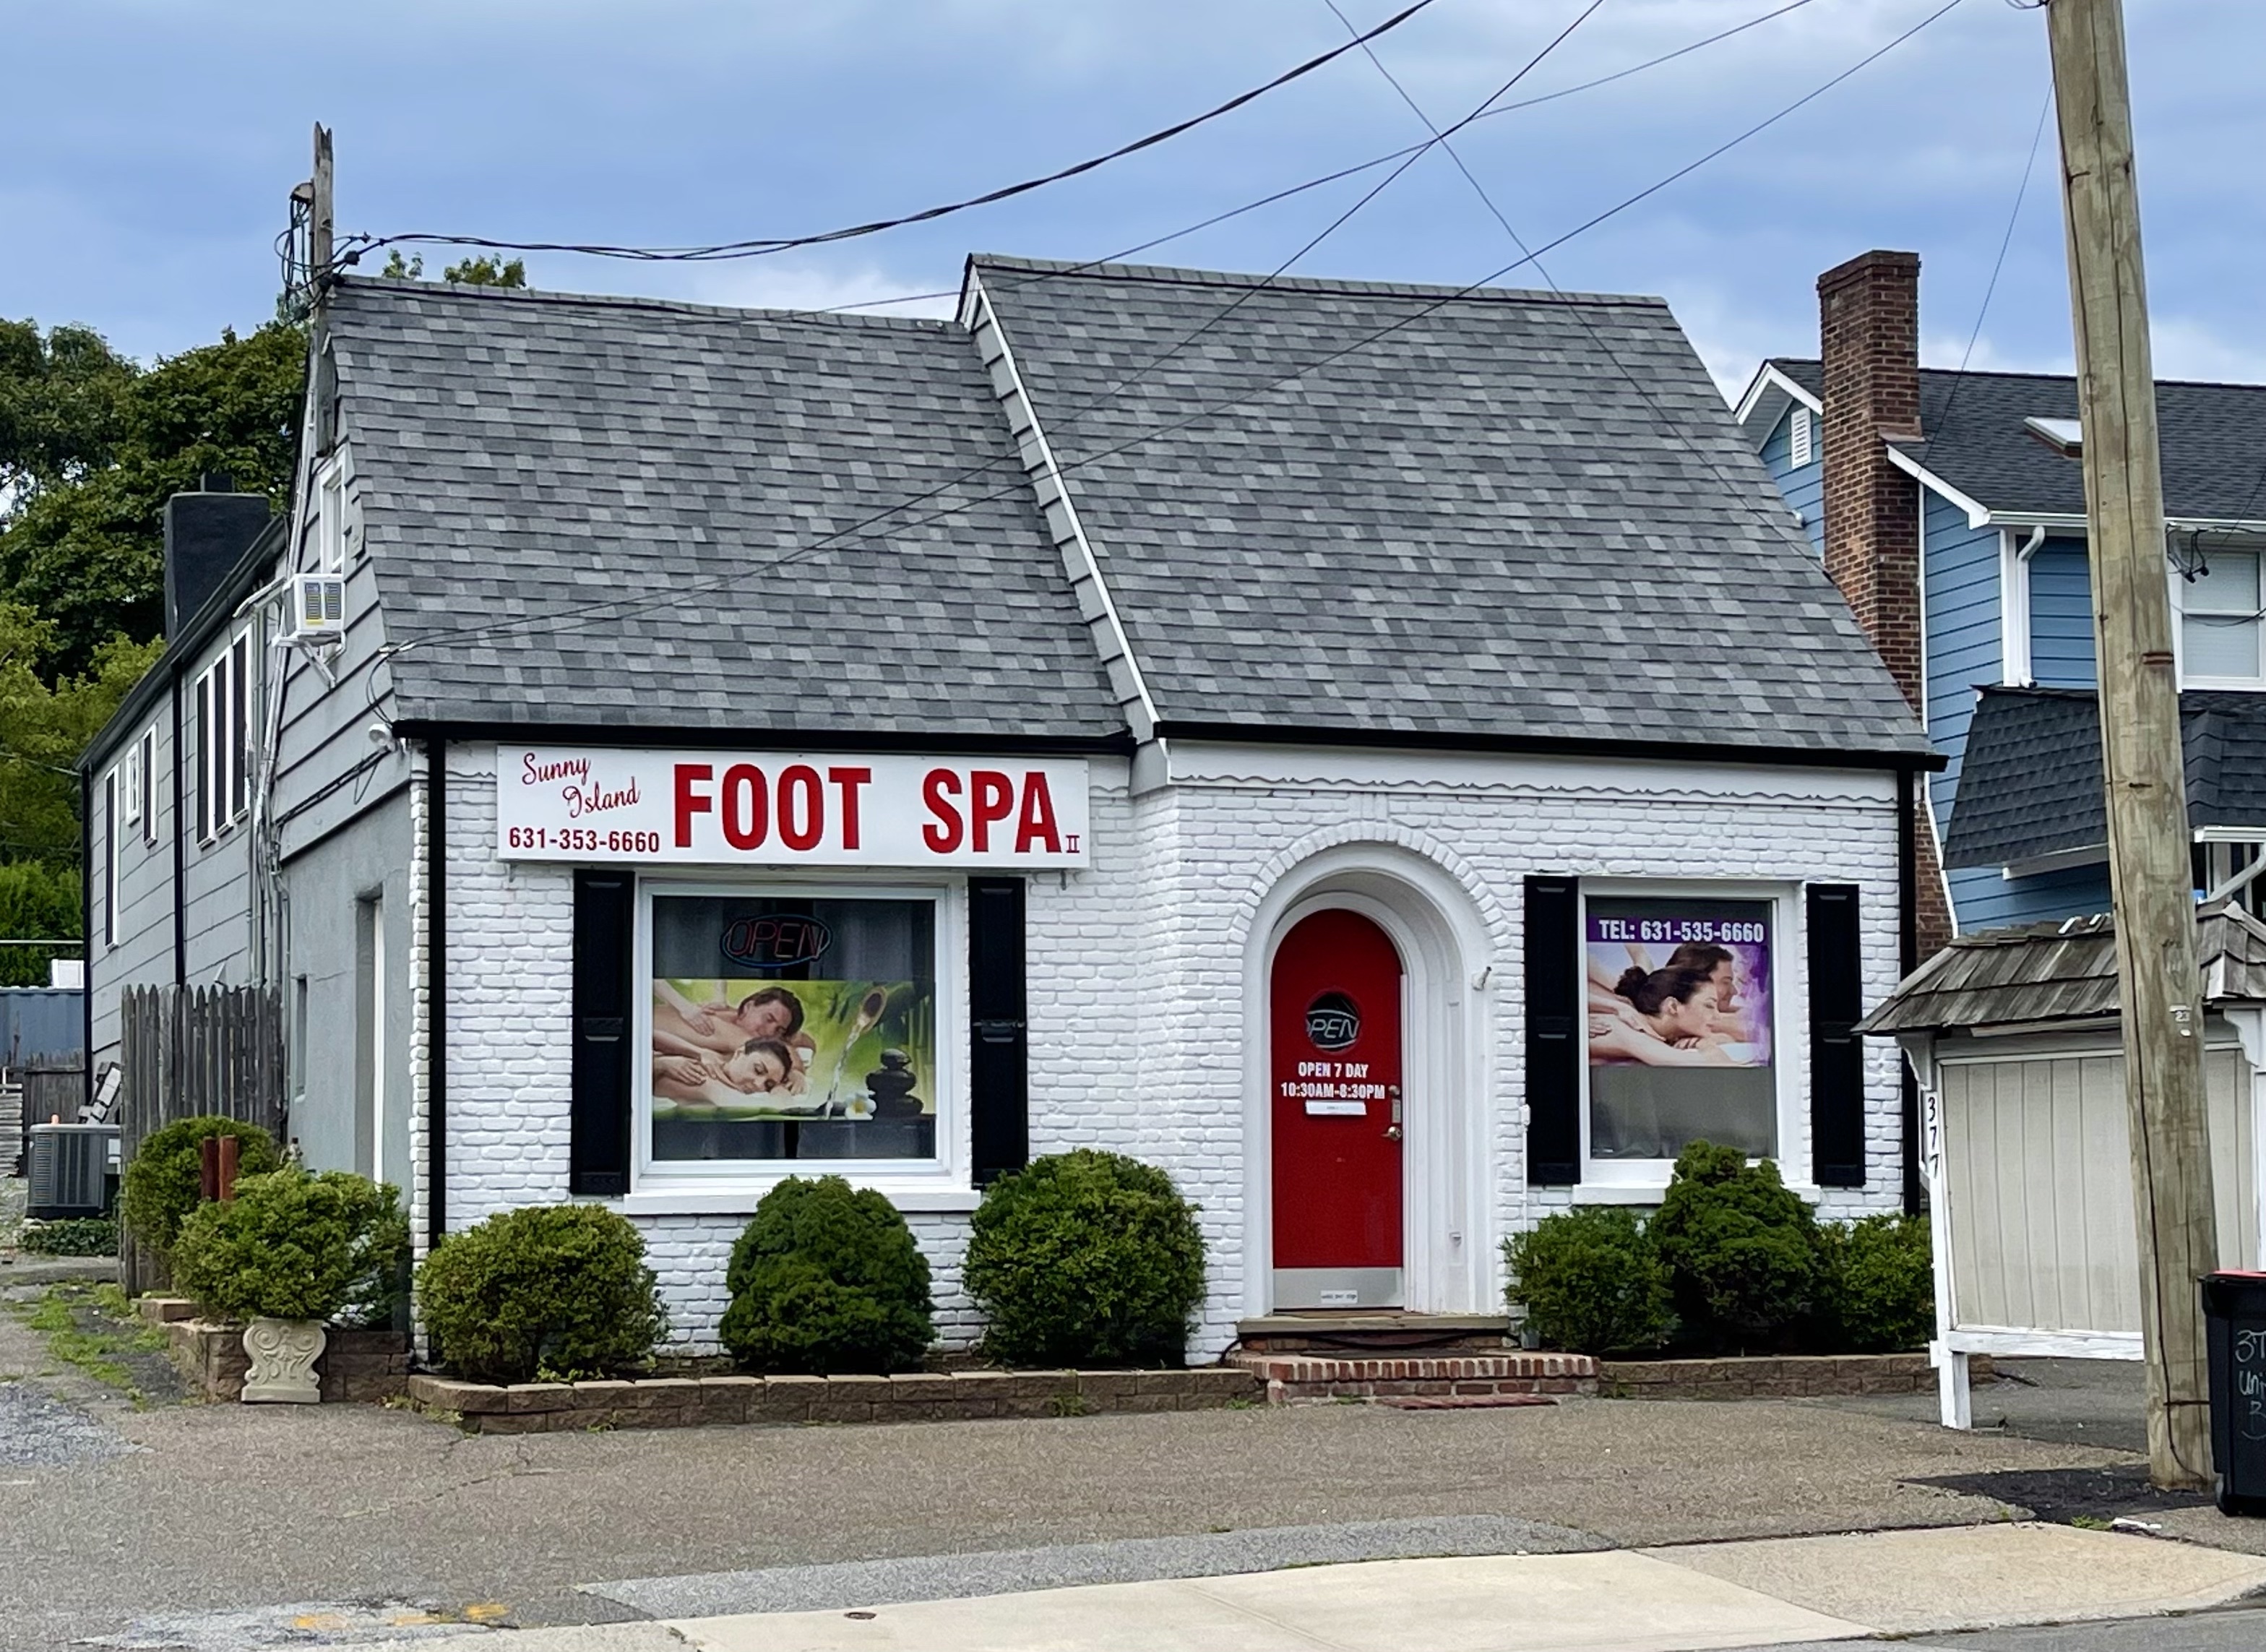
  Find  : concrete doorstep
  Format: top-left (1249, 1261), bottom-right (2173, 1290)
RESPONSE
top-left (299, 1520), bottom-right (2266, 1652)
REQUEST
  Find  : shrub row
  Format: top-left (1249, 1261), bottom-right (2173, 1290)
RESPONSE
top-left (134, 1120), bottom-right (1209, 1389)
top-left (1504, 1140), bottom-right (1933, 1356)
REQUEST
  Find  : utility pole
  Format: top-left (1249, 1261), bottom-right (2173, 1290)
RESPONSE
top-left (2045, 0), bottom-right (2218, 1491)
top-left (311, 124), bottom-right (334, 280)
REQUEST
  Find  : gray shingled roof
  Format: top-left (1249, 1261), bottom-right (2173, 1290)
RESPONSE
top-left (1854, 901), bottom-right (2266, 1034)
top-left (1768, 358), bottom-right (2266, 522)
top-left (977, 259), bottom-right (1929, 759)
top-left (1942, 685), bottom-right (2266, 869)
top-left (327, 278), bottom-right (1123, 740)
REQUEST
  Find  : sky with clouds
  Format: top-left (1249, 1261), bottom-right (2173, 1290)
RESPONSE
top-left (4, 0), bottom-right (2258, 394)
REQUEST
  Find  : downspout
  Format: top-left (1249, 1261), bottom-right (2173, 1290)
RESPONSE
top-left (425, 736), bottom-right (447, 1252)
top-left (1897, 765), bottom-right (1923, 1215)
top-left (80, 767), bottom-right (93, 1114)
top-left (171, 663), bottom-right (186, 989)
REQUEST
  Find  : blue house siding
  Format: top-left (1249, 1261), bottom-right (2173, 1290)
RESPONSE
top-left (1922, 492), bottom-right (2002, 834)
top-left (1759, 410), bottom-right (1824, 556)
top-left (2028, 537), bottom-right (2096, 686)
top-left (1947, 862), bottom-right (2112, 931)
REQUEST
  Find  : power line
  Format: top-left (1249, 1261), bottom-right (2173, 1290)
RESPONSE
top-left (385, 0), bottom-right (1968, 661)
top-left (332, 0), bottom-right (1444, 272)
top-left (1320, 0), bottom-right (1781, 534)
top-left (752, 0), bottom-right (1838, 319)
top-left (1913, 82), bottom-right (2054, 473)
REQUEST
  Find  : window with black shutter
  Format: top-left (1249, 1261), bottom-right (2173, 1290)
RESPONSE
top-left (569, 871), bottom-right (635, 1195)
top-left (1524, 877), bottom-right (1581, 1184)
top-left (1806, 883), bottom-right (1866, 1187)
top-left (968, 877), bottom-right (1028, 1184)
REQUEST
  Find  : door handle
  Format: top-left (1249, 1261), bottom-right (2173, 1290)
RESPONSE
top-left (1384, 1124), bottom-right (1403, 1141)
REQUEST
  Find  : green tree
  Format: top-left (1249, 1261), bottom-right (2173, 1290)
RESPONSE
top-left (0, 860), bottom-right (81, 987)
top-left (0, 322), bottom-right (304, 675)
top-left (380, 250), bottom-right (527, 289)
top-left (0, 601), bottom-right (165, 861)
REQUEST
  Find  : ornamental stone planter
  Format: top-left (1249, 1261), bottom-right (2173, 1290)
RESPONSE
top-left (142, 1299), bottom-right (411, 1404)
top-left (241, 1317), bottom-right (327, 1403)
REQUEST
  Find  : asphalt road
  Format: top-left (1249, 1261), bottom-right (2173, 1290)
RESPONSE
top-left (1748, 1605), bottom-right (2266, 1652)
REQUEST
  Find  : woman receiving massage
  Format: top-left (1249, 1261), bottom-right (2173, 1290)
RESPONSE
top-left (1588, 961), bottom-right (1746, 1067)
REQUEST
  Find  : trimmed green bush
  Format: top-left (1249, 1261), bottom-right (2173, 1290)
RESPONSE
top-left (1651, 1140), bottom-right (1818, 1351)
top-left (1814, 1212), bottom-right (1934, 1353)
top-left (172, 1167), bottom-right (409, 1326)
top-left (1503, 1206), bottom-right (1672, 1355)
top-left (121, 1115), bottom-right (283, 1260)
top-left (20, 1216), bottom-right (120, 1257)
top-left (720, 1176), bottom-right (934, 1374)
top-left (415, 1205), bottom-right (667, 1385)
top-left (965, 1150), bottom-right (1207, 1367)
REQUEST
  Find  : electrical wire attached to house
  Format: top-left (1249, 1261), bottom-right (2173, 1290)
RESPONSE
top-left (322, 0), bottom-right (1444, 276)
top-left (379, 0), bottom-right (1970, 661)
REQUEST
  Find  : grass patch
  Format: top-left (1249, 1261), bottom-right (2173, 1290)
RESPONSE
top-left (7, 1283), bottom-right (176, 1406)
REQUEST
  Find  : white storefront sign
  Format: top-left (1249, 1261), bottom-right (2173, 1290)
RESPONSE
top-left (495, 747), bottom-right (1090, 868)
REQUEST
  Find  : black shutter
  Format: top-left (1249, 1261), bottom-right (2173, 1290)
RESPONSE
top-left (968, 876), bottom-right (1028, 1184)
top-left (569, 870), bottom-right (635, 1196)
top-left (1525, 876), bottom-right (1581, 1185)
top-left (1806, 882), bottom-right (1866, 1187)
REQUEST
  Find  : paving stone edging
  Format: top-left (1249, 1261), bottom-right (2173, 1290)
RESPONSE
top-left (139, 1297), bottom-right (412, 1403)
top-left (1596, 1351), bottom-right (1989, 1400)
top-left (405, 1366), bottom-right (1263, 1433)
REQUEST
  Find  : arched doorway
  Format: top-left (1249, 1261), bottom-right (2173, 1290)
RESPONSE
top-left (1270, 908), bottom-right (1405, 1309)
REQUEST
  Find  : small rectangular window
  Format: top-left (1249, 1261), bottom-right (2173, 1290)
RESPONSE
top-left (228, 632), bottom-right (251, 821)
top-left (2184, 550), bottom-right (2263, 681)
top-left (319, 469), bottom-right (347, 575)
top-left (195, 667), bottom-right (215, 842)
top-left (103, 770), bottom-right (119, 948)
top-left (1788, 405), bottom-right (1814, 467)
top-left (139, 728), bottom-right (158, 846)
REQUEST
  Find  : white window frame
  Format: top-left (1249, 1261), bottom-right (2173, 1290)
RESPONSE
top-left (102, 768), bottom-right (119, 950)
top-left (137, 726), bottom-right (158, 846)
top-left (624, 874), bottom-right (973, 1213)
top-left (1574, 879), bottom-right (1804, 1197)
top-left (2174, 543), bottom-right (2266, 689)
top-left (316, 462), bottom-right (348, 576)
top-left (194, 632), bottom-right (254, 843)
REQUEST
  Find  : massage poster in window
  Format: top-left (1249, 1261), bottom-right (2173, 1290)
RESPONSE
top-left (1583, 897), bottom-right (1777, 1161)
top-left (649, 894), bottom-right (937, 1163)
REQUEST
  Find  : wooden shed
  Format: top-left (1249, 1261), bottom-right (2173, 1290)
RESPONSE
top-left (1859, 901), bottom-right (2266, 1427)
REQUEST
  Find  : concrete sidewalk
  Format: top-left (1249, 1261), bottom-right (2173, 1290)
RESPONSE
top-left (297, 1523), bottom-right (2266, 1652)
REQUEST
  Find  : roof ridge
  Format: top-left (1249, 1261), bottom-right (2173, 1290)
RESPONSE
top-left (329, 275), bottom-right (952, 333)
top-left (1770, 353), bottom-right (2266, 395)
top-left (968, 253), bottom-right (1668, 310)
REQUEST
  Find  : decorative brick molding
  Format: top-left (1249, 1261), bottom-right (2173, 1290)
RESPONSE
top-left (1598, 1351), bottom-right (1989, 1401)
top-left (161, 1315), bottom-right (411, 1404)
top-left (402, 1365), bottom-right (1262, 1434)
top-left (1228, 1351), bottom-right (1597, 1406)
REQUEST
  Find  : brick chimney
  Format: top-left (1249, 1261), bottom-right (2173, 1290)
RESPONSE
top-left (1818, 249), bottom-right (1922, 712)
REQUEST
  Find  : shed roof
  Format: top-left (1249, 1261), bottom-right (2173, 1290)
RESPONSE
top-left (1942, 686), bottom-right (2266, 869)
top-left (1764, 357), bottom-right (2266, 524)
top-left (1854, 900), bottom-right (2266, 1035)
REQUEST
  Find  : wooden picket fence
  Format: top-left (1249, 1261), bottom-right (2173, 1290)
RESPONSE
top-left (117, 984), bottom-right (285, 1293)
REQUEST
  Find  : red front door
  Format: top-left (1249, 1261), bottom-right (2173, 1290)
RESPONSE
top-left (1270, 909), bottom-right (1404, 1307)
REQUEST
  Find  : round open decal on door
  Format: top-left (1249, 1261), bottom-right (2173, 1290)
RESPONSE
top-left (1270, 909), bottom-right (1403, 1311)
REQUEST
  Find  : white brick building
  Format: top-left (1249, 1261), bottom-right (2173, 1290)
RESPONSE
top-left (87, 257), bottom-right (1937, 1359)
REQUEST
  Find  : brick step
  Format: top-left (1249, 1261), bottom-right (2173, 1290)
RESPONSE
top-left (1233, 1314), bottom-right (1515, 1356)
top-left (1375, 1393), bottom-right (1561, 1411)
top-left (1226, 1351), bottom-right (1597, 1406)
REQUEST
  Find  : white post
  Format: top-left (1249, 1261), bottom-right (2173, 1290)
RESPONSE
top-left (1905, 1034), bottom-right (1970, 1429)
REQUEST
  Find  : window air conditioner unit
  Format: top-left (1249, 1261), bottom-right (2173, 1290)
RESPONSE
top-left (287, 572), bottom-right (347, 645)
